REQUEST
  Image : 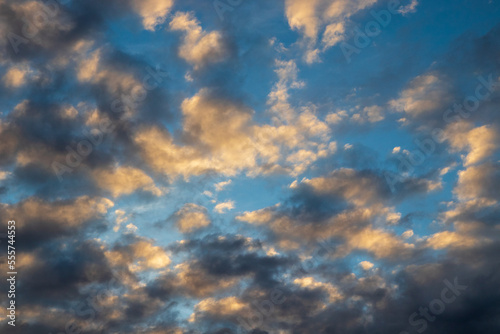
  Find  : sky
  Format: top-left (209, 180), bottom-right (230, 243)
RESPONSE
top-left (0, 0), bottom-right (500, 333)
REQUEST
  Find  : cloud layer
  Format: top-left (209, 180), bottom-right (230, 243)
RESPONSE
top-left (0, 0), bottom-right (500, 334)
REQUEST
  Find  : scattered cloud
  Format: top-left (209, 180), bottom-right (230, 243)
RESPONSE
top-left (214, 200), bottom-right (235, 213)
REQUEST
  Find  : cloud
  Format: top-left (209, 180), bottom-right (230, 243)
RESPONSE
top-left (131, 0), bottom-right (174, 31)
top-left (1, 0), bottom-right (74, 58)
top-left (76, 49), bottom-right (101, 82)
top-left (285, 0), bottom-right (380, 62)
top-left (351, 105), bottom-right (385, 123)
top-left (3, 65), bottom-right (29, 87)
top-left (402, 229), bottom-right (414, 239)
top-left (134, 87), bottom-right (335, 179)
top-left (293, 276), bottom-right (343, 303)
top-left (92, 166), bottom-right (162, 197)
top-left (169, 11), bottom-right (228, 69)
top-left (0, 196), bottom-right (113, 245)
top-left (148, 234), bottom-right (293, 303)
top-left (454, 162), bottom-right (500, 202)
top-left (236, 206), bottom-right (277, 224)
top-left (133, 90), bottom-right (260, 178)
top-left (445, 122), bottom-right (499, 166)
top-left (0, 170), bottom-right (11, 180)
top-left (75, 48), bottom-right (143, 97)
top-left (398, 0), bottom-right (419, 15)
top-left (215, 179), bottom-right (232, 192)
top-left (214, 200), bottom-right (235, 213)
top-left (326, 109), bottom-right (348, 124)
top-left (285, 0), bottom-right (322, 41)
top-left (114, 209), bottom-right (130, 232)
top-left (174, 262), bottom-right (240, 298)
top-left (340, 225), bottom-right (415, 258)
top-left (267, 59), bottom-right (305, 121)
top-left (126, 223), bottom-right (138, 234)
top-left (105, 237), bottom-right (171, 272)
top-left (359, 260), bottom-right (374, 270)
top-left (301, 168), bottom-right (391, 207)
top-left (326, 106), bottom-right (385, 125)
top-left (426, 231), bottom-right (481, 250)
top-left (190, 296), bottom-right (247, 322)
top-left (390, 73), bottom-right (452, 116)
top-left (175, 203), bottom-right (211, 233)
top-left (237, 169), bottom-right (416, 258)
top-left (322, 21), bottom-right (347, 49)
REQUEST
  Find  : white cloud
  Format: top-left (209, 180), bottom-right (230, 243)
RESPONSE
top-left (285, 0), bottom-right (379, 63)
top-left (359, 261), bottom-right (374, 270)
top-left (0, 170), bottom-right (11, 180)
top-left (214, 200), bottom-right (235, 213)
top-left (169, 12), bottom-right (228, 69)
top-left (175, 204), bottom-right (211, 233)
top-left (444, 122), bottom-right (498, 167)
top-left (92, 166), bottom-right (162, 198)
top-left (2, 65), bottom-right (32, 88)
top-left (402, 230), bottom-right (414, 239)
top-left (215, 180), bottom-right (232, 192)
top-left (390, 74), bottom-right (451, 116)
top-left (125, 223), bottom-right (138, 233)
top-left (131, 0), bottom-right (174, 31)
top-left (398, 0), bottom-right (419, 15)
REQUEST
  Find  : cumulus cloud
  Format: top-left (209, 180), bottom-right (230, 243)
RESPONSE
top-left (76, 48), bottom-right (143, 98)
top-left (293, 276), bottom-right (343, 303)
top-left (237, 169), bottom-right (415, 258)
top-left (426, 230), bottom-right (481, 250)
top-left (133, 90), bottom-right (260, 178)
top-left (454, 162), bottom-right (500, 202)
top-left (92, 166), bottom-right (162, 197)
top-left (174, 262), bottom-right (240, 298)
top-left (105, 238), bottom-right (171, 272)
top-left (131, 0), bottom-right (174, 31)
top-left (402, 229), bottom-right (414, 239)
top-left (359, 260), bottom-right (375, 270)
top-left (214, 179), bottom-right (232, 192)
top-left (134, 86), bottom-right (335, 179)
top-left (445, 122), bottom-right (499, 166)
top-left (175, 203), bottom-right (211, 233)
top-left (285, 0), bottom-right (384, 62)
top-left (286, 0), bottom-right (322, 41)
top-left (190, 296), bottom-right (247, 322)
top-left (169, 11), bottom-right (228, 69)
top-left (390, 73), bottom-right (452, 116)
top-left (3, 65), bottom-right (29, 87)
top-left (214, 200), bottom-right (235, 213)
top-left (0, 196), bottom-right (113, 245)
